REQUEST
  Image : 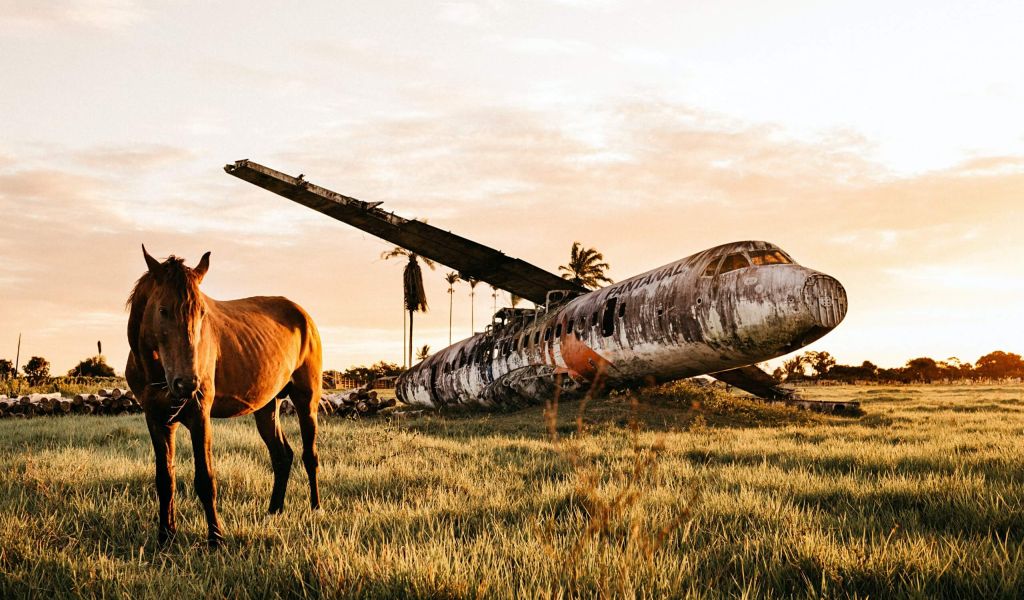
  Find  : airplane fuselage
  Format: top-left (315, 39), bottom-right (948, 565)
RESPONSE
top-left (397, 241), bottom-right (847, 408)
top-left (221, 162), bottom-right (848, 409)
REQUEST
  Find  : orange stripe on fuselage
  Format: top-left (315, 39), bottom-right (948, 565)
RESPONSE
top-left (559, 333), bottom-right (612, 380)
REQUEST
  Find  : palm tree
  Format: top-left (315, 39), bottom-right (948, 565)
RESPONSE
top-left (415, 344), bottom-right (431, 362)
top-left (510, 293), bottom-right (521, 308)
top-left (558, 241), bottom-right (613, 289)
top-left (490, 284), bottom-right (499, 315)
top-left (444, 272), bottom-right (460, 345)
top-left (382, 247), bottom-right (435, 368)
top-left (466, 277), bottom-right (480, 334)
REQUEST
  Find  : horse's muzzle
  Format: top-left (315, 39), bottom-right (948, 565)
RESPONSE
top-left (172, 375), bottom-right (199, 396)
top-left (166, 377), bottom-right (202, 425)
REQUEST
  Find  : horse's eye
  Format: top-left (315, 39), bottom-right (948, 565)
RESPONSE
top-left (158, 307), bottom-right (168, 317)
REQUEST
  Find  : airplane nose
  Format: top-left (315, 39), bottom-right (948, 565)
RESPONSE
top-left (803, 274), bottom-right (848, 328)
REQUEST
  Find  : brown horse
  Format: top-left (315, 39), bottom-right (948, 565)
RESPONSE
top-left (126, 246), bottom-right (323, 547)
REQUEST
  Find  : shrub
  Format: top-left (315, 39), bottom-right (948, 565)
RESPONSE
top-left (67, 356), bottom-right (116, 378)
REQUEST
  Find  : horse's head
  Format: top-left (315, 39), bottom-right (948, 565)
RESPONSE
top-left (138, 245), bottom-right (212, 400)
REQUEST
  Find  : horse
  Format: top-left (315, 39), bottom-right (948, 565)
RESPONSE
top-left (126, 246), bottom-right (323, 547)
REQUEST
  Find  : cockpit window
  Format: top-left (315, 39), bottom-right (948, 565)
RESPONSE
top-left (702, 258), bottom-right (721, 277)
top-left (718, 253), bottom-right (750, 274)
top-left (749, 250), bottom-right (792, 266)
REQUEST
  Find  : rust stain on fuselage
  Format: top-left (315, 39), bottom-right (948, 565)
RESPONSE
top-left (397, 241), bottom-right (847, 408)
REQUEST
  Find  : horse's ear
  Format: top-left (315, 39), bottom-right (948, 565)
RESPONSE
top-left (194, 251), bottom-right (211, 282)
top-left (142, 245), bottom-right (162, 279)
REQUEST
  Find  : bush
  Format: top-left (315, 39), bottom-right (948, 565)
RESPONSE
top-left (68, 356), bottom-right (116, 378)
top-left (23, 356), bottom-right (50, 385)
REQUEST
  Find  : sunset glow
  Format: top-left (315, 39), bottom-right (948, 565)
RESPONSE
top-left (2, 0), bottom-right (1022, 373)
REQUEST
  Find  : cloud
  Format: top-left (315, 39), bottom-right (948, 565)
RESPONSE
top-left (437, 2), bottom-right (486, 27)
top-left (0, 0), bottom-right (146, 30)
top-left (883, 264), bottom-right (1024, 293)
top-left (503, 37), bottom-right (595, 56)
top-left (0, 168), bottom-right (118, 228)
top-left (947, 155), bottom-right (1024, 176)
top-left (72, 144), bottom-right (194, 171)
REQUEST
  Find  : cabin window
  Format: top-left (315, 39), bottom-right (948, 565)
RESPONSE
top-left (718, 253), bottom-right (750, 274)
top-left (544, 327), bottom-right (552, 341)
top-left (749, 250), bottom-right (792, 266)
top-left (534, 331), bottom-right (540, 345)
top-left (512, 338), bottom-right (519, 351)
top-left (578, 316), bottom-right (586, 331)
top-left (555, 323), bottom-right (562, 337)
top-left (602, 297), bottom-right (617, 337)
top-left (591, 312), bottom-right (599, 326)
top-left (617, 302), bottom-right (626, 318)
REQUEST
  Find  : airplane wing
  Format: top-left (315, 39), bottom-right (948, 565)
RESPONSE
top-left (224, 159), bottom-right (586, 305)
top-left (711, 365), bottom-right (795, 400)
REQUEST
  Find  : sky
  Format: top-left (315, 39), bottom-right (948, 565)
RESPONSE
top-left (1, 0), bottom-right (1022, 374)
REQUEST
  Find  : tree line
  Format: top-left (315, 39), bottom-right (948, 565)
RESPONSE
top-left (773, 350), bottom-right (1024, 384)
top-left (5, 349), bottom-right (1021, 392)
top-left (0, 355), bottom-right (117, 385)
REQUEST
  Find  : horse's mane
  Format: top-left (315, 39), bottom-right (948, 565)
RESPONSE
top-left (127, 256), bottom-right (203, 318)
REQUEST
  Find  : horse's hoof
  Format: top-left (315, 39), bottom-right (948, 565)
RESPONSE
top-left (207, 534), bottom-right (225, 550)
top-left (158, 528), bottom-right (177, 547)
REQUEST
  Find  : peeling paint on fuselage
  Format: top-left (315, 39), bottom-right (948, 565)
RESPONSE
top-left (397, 241), bottom-right (847, 408)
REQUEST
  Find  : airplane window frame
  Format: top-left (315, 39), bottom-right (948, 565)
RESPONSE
top-left (702, 256), bottom-right (724, 277)
top-left (749, 250), bottom-right (792, 266)
top-left (718, 253), bottom-right (751, 274)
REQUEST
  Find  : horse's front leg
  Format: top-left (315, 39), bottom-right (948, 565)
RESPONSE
top-left (145, 411), bottom-right (178, 546)
top-left (186, 408), bottom-right (223, 548)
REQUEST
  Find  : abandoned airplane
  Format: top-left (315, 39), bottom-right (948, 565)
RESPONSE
top-left (226, 160), bottom-right (849, 411)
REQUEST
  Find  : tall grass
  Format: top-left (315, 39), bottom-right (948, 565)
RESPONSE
top-left (0, 384), bottom-right (1021, 598)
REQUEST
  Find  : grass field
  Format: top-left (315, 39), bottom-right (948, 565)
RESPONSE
top-left (0, 383), bottom-right (1021, 598)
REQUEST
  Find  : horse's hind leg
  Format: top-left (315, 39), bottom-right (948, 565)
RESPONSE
top-left (288, 382), bottom-right (320, 509)
top-left (254, 399), bottom-right (293, 514)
